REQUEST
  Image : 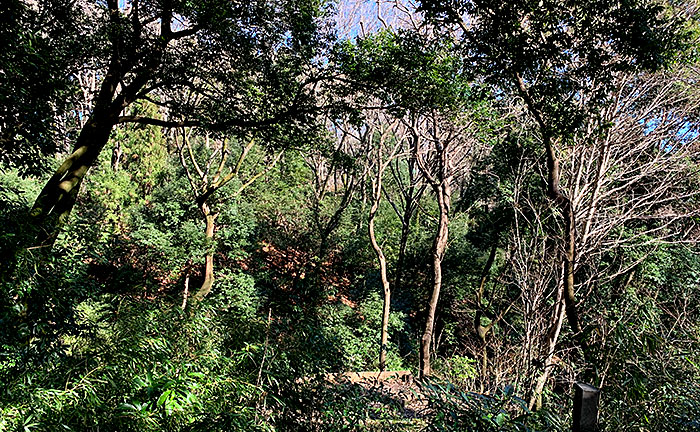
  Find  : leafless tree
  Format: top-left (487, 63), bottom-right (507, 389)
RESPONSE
top-left (382, 123), bottom-right (429, 293)
top-left (364, 112), bottom-right (404, 370)
top-left (407, 109), bottom-right (487, 378)
top-left (505, 66), bottom-right (700, 408)
top-left (568, 69), bottom-right (700, 291)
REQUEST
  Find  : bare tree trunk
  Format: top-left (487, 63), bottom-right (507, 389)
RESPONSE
top-left (25, 0), bottom-right (192, 252)
top-left (193, 202), bottom-right (217, 301)
top-left (28, 27), bottom-right (125, 249)
top-left (182, 273), bottom-right (190, 310)
top-left (380, 278), bottom-right (391, 370)
top-left (369, 202), bottom-right (391, 371)
top-left (111, 139), bottom-right (123, 171)
top-left (29, 62), bottom-right (153, 250)
top-left (514, 73), bottom-right (582, 336)
top-left (368, 166), bottom-right (392, 371)
top-left (544, 137), bottom-right (581, 335)
top-left (176, 134), bottom-right (282, 303)
top-left (420, 182), bottom-right (450, 379)
top-left (515, 74), bottom-right (582, 337)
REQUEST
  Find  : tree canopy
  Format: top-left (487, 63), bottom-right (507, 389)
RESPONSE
top-left (1, 0), bottom-right (699, 430)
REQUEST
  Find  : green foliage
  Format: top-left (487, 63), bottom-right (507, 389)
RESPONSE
top-left (423, 382), bottom-right (566, 432)
top-left (434, 356), bottom-right (479, 389)
top-left (0, 169), bottom-right (42, 278)
top-left (277, 378), bottom-right (412, 431)
top-left (2, 1), bottom-right (700, 430)
top-left (420, 0), bottom-right (689, 138)
top-left (588, 244), bottom-right (700, 431)
top-left (0, 172), bottom-right (102, 367)
top-left (319, 291), bottom-right (408, 371)
top-left (213, 269), bottom-right (260, 318)
top-left (0, 0), bottom-right (84, 175)
top-left (335, 29), bottom-right (476, 116)
top-left (0, 298), bottom-right (273, 432)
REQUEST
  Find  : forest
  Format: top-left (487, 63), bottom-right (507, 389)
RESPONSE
top-left (1, 0), bottom-right (700, 430)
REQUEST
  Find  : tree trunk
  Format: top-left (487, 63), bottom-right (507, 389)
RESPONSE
top-left (514, 74), bottom-right (582, 336)
top-left (380, 280), bottom-right (391, 370)
top-left (419, 182), bottom-right (450, 379)
top-left (111, 139), bottom-right (122, 171)
top-left (27, 44), bottom-right (143, 251)
top-left (182, 273), bottom-right (190, 310)
top-left (193, 202), bottom-right (217, 301)
top-left (29, 114), bottom-right (117, 249)
top-left (368, 174), bottom-right (391, 371)
top-left (544, 136), bottom-right (581, 335)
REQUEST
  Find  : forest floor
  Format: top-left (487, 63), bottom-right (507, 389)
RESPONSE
top-left (329, 371), bottom-right (430, 418)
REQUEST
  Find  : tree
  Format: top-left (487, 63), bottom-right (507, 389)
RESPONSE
top-left (306, 115), bottom-right (372, 257)
top-left (384, 139), bottom-right (428, 294)
top-left (408, 109), bottom-right (490, 378)
top-left (501, 64), bottom-right (700, 408)
top-left (0, 0), bottom-right (83, 175)
top-left (364, 113), bottom-right (403, 371)
top-left (565, 68), bottom-right (700, 289)
top-left (336, 28), bottom-right (496, 377)
top-left (23, 0), bottom-right (333, 250)
top-left (174, 129), bottom-right (282, 302)
top-left (419, 0), bottom-right (689, 349)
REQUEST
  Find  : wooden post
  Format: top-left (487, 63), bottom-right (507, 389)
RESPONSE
top-left (573, 382), bottom-right (600, 432)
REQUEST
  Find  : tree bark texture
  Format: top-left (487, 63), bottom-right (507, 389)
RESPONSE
top-left (193, 202), bottom-right (217, 301)
top-left (544, 136), bottom-right (581, 335)
top-left (27, 1), bottom-right (177, 251)
top-left (30, 112), bottom-right (118, 249)
top-left (419, 181), bottom-right (451, 379)
top-left (368, 167), bottom-right (392, 371)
